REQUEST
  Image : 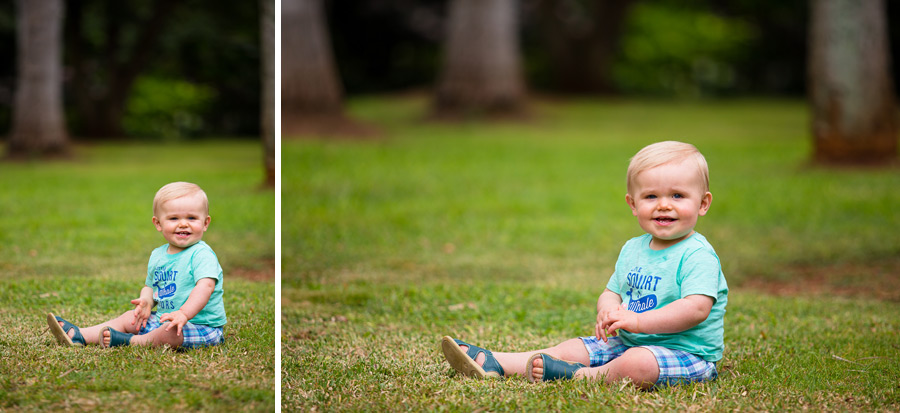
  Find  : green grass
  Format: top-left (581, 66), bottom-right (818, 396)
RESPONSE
top-left (283, 96), bottom-right (900, 410)
top-left (0, 140), bottom-right (275, 411)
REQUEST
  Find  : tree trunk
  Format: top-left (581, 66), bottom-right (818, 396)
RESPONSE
top-left (433, 0), bottom-right (526, 117)
top-left (536, 0), bottom-right (635, 94)
top-left (282, 0), bottom-right (343, 133)
top-left (260, 0), bottom-right (275, 187)
top-left (808, 0), bottom-right (897, 164)
top-left (8, 0), bottom-right (69, 158)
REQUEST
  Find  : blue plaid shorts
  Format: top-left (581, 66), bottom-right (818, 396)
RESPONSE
top-left (580, 336), bottom-right (718, 387)
top-left (139, 313), bottom-right (225, 349)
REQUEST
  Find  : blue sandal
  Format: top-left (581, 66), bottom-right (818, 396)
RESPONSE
top-left (526, 353), bottom-right (585, 382)
top-left (46, 312), bottom-right (85, 347)
top-left (441, 336), bottom-right (505, 379)
top-left (99, 326), bottom-right (134, 348)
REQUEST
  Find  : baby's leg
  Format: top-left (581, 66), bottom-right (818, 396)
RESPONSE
top-left (531, 346), bottom-right (659, 389)
top-left (57, 311), bottom-right (141, 345)
top-left (459, 338), bottom-right (590, 378)
top-left (112, 325), bottom-right (184, 348)
top-left (99, 322), bottom-right (184, 348)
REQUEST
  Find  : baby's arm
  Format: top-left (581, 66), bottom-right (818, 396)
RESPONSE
top-left (159, 278), bottom-right (216, 336)
top-left (595, 289), bottom-right (623, 341)
top-left (601, 294), bottom-right (713, 337)
top-left (130, 286), bottom-right (155, 330)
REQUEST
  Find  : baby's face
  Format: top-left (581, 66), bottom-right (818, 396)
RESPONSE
top-left (626, 160), bottom-right (711, 250)
top-left (152, 194), bottom-right (210, 253)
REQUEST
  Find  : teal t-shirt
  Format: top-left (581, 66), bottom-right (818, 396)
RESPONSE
top-left (146, 241), bottom-right (227, 327)
top-left (605, 233), bottom-right (727, 362)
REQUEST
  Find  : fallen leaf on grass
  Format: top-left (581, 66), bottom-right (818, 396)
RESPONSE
top-left (448, 302), bottom-right (477, 311)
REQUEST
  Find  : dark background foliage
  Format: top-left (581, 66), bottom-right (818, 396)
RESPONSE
top-left (3, 0), bottom-right (900, 138)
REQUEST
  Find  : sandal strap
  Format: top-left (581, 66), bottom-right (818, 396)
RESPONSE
top-left (105, 327), bottom-right (134, 347)
top-left (455, 339), bottom-right (505, 377)
top-left (55, 316), bottom-right (86, 346)
top-left (538, 354), bottom-right (584, 381)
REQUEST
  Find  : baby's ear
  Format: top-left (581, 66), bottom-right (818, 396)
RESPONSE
top-left (698, 192), bottom-right (712, 216)
top-left (625, 194), bottom-right (638, 216)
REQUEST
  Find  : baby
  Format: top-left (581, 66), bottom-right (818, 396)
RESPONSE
top-left (48, 181), bottom-right (227, 349)
top-left (442, 141), bottom-right (728, 389)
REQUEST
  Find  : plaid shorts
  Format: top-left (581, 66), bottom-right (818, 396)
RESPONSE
top-left (580, 336), bottom-right (718, 387)
top-left (139, 313), bottom-right (225, 349)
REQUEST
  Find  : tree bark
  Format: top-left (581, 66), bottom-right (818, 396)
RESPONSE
top-left (808, 0), bottom-right (897, 164)
top-left (282, 0), bottom-right (343, 132)
top-left (8, 0), bottom-right (70, 158)
top-left (261, 0), bottom-right (275, 187)
top-left (433, 0), bottom-right (526, 117)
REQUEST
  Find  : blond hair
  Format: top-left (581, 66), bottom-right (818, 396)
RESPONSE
top-left (626, 141), bottom-right (709, 194)
top-left (152, 182), bottom-right (209, 217)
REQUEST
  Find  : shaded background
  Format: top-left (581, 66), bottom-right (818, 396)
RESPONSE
top-left (0, 0), bottom-right (261, 140)
top-left (296, 0), bottom-right (900, 99)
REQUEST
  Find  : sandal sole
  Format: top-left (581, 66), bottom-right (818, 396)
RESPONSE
top-left (525, 353), bottom-right (543, 383)
top-left (98, 326), bottom-right (113, 348)
top-left (441, 336), bottom-right (500, 379)
top-left (46, 312), bottom-right (80, 347)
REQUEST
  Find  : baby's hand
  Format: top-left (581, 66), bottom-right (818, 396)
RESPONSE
top-left (595, 304), bottom-right (620, 342)
top-left (601, 305), bottom-right (641, 338)
top-left (131, 298), bottom-right (152, 330)
top-left (160, 310), bottom-right (188, 336)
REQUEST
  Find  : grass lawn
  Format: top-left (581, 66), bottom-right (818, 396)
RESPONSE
top-left (283, 96), bottom-right (900, 410)
top-left (0, 140), bottom-right (275, 411)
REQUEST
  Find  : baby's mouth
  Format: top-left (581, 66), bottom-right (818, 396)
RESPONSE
top-left (175, 231), bottom-right (191, 237)
top-left (654, 217), bottom-right (677, 224)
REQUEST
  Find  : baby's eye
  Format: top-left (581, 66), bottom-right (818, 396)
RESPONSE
top-left (645, 194), bottom-right (657, 199)
top-left (673, 193), bottom-right (684, 199)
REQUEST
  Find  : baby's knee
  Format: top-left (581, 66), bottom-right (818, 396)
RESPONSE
top-left (614, 348), bottom-right (659, 387)
top-left (550, 338), bottom-right (590, 363)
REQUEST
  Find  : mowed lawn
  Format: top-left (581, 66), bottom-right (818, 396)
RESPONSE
top-left (0, 140), bottom-right (275, 411)
top-left (283, 96), bottom-right (900, 411)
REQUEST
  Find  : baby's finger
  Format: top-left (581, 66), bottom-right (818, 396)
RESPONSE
top-left (606, 322), bottom-right (620, 337)
top-left (177, 324), bottom-right (183, 337)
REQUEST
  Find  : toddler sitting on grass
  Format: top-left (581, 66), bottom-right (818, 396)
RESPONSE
top-left (442, 141), bottom-right (728, 389)
top-left (48, 182), bottom-right (227, 350)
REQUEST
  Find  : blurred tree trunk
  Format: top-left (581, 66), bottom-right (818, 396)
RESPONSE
top-left (282, 0), bottom-right (344, 134)
top-left (66, 0), bottom-right (176, 138)
top-left (536, 0), bottom-right (635, 94)
top-left (260, 0), bottom-right (275, 187)
top-left (809, 0), bottom-right (897, 164)
top-left (7, 0), bottom-right (70, 158)
top-left (433, 0), bottom-right (525, 117)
